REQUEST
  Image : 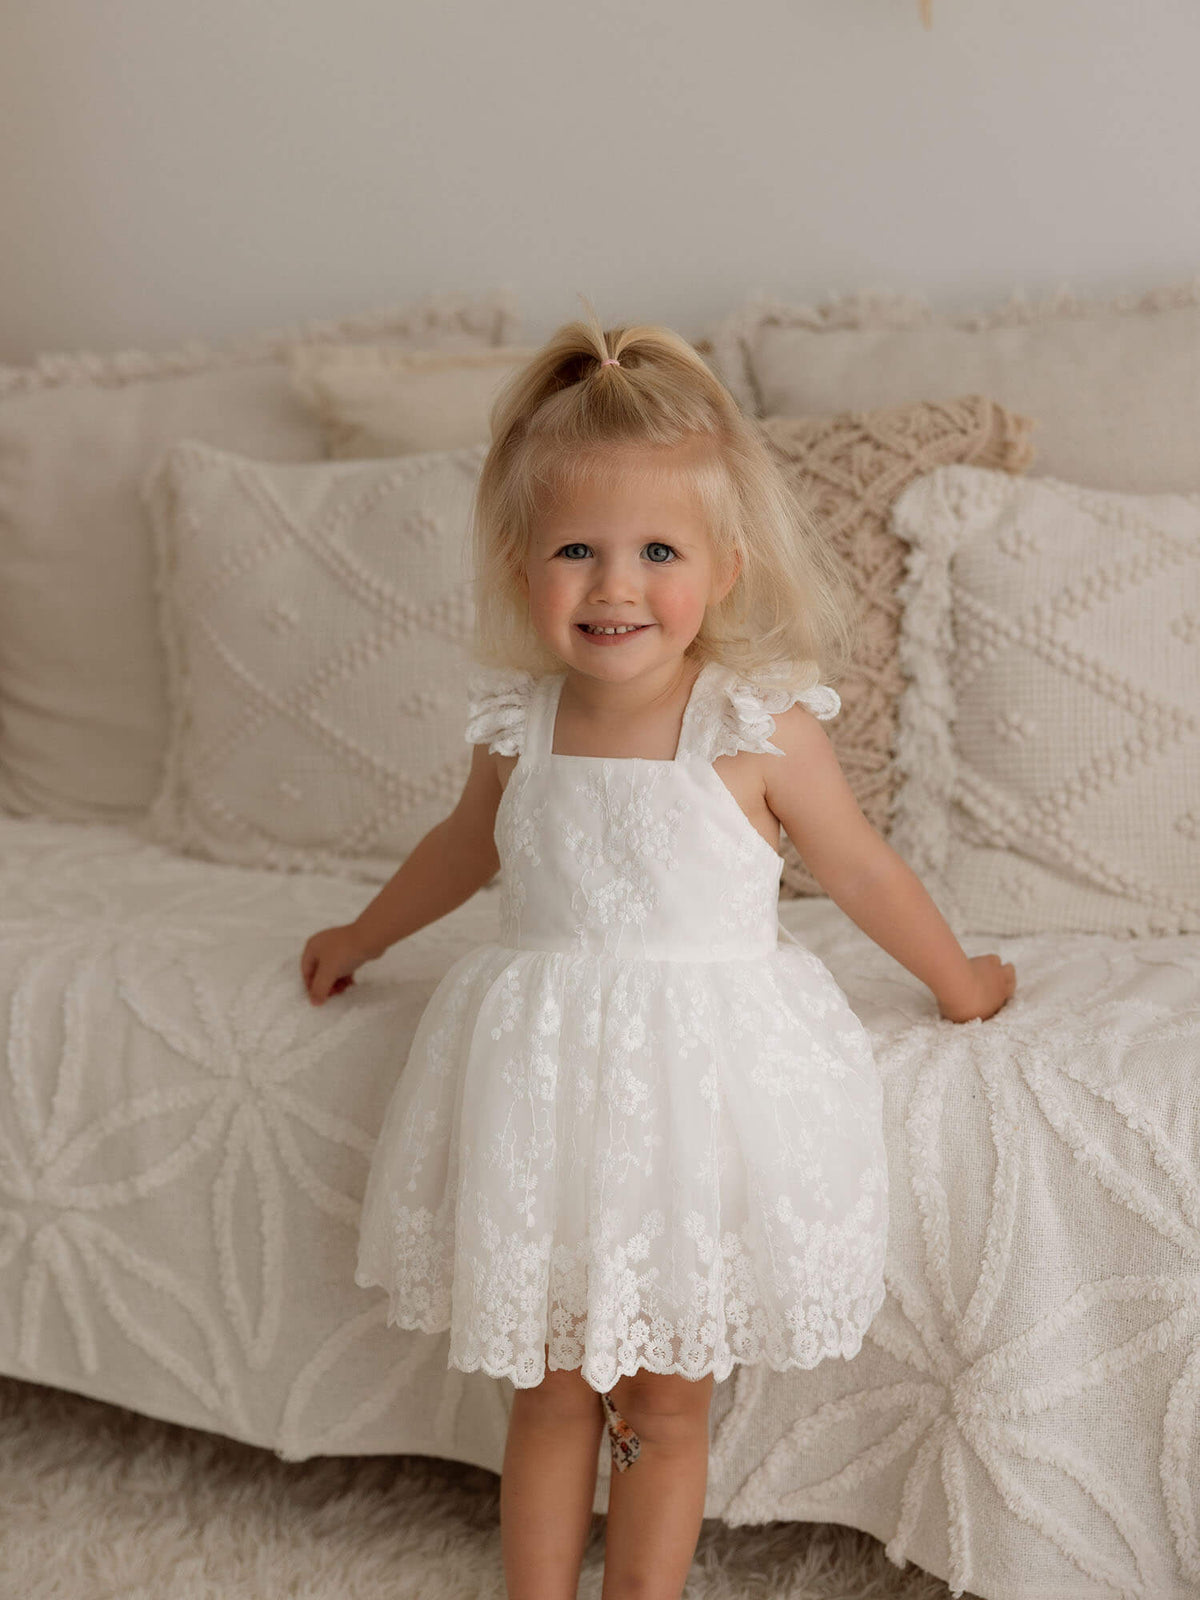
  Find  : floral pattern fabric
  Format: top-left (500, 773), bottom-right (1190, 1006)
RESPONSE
top-left (354, 659), bottom-right (889, 1392)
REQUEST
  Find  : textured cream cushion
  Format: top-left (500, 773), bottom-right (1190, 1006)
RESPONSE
top-left (0, 291), bottom-right (520, 823)
top-left (758, 398), bottom-right (1035, 899)
top-left (290, 343), bottom-right (540, 458)
top-left (889, 465), bottom-right (1200, 937)
top-left (706, 280), bottom-right (1200, 492)
top-left (140, 440), bottom-right (487, 880)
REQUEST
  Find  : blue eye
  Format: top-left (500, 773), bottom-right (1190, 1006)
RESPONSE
top-left (556, 542), bottom-right (678, 562)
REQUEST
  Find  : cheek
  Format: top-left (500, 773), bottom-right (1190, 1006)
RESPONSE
top-left (652, 577), bottom-right (709, 629)
top-left (527, 569), bottom-right (577, 621)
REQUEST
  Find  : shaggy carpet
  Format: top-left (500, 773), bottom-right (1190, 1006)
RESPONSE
top-left (0, 1375), bottom-right (982, 1599)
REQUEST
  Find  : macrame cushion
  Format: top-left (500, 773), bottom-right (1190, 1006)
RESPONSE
top-left (889, 464), bottom-right (1200, 937)
top-left (0, 290), bottom-right (520, 823)
top-left (757, 397), bottom-right (1035, 898)
top-left (141, 440), bottom-right (490, 881)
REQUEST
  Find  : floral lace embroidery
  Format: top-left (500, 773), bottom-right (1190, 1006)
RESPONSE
top-left (368, 659), bottom-right (887, 1392)
top-left (561, 765), bottom-right (691, 957)
top-left (368, 943), bottom-right (888, 1393)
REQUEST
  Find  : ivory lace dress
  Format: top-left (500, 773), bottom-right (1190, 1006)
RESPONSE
top-left (354, 657), bottom-right (889, 1394)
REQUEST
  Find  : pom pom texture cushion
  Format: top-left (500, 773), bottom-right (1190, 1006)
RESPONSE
top-left (141, 441), bottom-right (488, 880)
top-left (889, 465), bottom-right (1200, 936)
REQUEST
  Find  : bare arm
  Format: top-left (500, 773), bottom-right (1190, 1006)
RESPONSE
top-left (350, 741), bottom-right (503, 960)
top-left (763, 705), bottom-right (1014, 1020)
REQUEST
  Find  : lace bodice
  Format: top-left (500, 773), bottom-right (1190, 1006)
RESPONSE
top-left (464, 659), bottom-right (841, 962)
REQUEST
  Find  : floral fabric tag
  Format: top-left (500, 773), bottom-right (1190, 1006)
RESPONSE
top-left (600, 1390), bottom-right (641, 1472)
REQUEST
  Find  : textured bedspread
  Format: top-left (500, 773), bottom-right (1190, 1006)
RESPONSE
top-left (1, 816), bottom-right (1197, 1599)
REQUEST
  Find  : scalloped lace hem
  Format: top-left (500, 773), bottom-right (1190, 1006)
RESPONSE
top-left (353, 1271), bottom-right (888, 1392)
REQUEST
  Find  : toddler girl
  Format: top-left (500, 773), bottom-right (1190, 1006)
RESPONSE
top-left (300, 306), bottom-right (1016, 1600)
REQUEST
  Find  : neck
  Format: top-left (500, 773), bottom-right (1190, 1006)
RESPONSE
top-left (560, 657), bottom-right (702, 721)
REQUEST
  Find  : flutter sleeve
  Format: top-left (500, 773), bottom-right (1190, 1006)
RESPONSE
top-left (463, 666), bottom-right (537, 756)
top-left (714, 661), bottom-right (841, 760)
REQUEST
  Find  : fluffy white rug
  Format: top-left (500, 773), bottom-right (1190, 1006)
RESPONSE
top-left (0, 1375), bottom-right (980, 1599)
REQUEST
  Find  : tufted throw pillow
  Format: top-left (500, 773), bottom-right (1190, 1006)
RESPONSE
top-left (140, 440), bottom-right (488, 880)
top-left (890, 465), bottom-right (1200, 937)
top-left (758, 398), bottom-right (1035, 898)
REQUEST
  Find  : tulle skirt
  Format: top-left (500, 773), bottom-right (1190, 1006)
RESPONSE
top-left (354, 941), bottom-right (889, 1392)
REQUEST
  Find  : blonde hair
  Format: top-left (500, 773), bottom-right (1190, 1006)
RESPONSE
top-left (467, 295), bottom-right (858, 694)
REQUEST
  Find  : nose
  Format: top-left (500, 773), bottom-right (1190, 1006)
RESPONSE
top-left (587, 553), bottom-right (642, 605)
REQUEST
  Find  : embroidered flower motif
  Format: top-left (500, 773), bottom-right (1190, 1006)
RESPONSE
top-left (560, 766), bottom-right (690, 955)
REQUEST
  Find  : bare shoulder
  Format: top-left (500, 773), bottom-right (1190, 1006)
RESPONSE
top-left (444, 739), bottom-right (505, 859)
top-left (763, 699), bottom-right (838, 765)
top-left (761, 703), bottom-right (884, 895)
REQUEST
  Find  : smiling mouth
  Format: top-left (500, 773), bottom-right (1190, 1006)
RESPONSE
top-left (576, 623), bottom-right (652, 635)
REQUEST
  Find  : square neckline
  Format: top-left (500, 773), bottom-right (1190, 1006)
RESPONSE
top-left (547, 659), bottom-right (714, 765)
top-left (541, 657), bottom-right (786, 868)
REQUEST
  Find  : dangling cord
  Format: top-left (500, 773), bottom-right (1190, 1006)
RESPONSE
top-left (600, 1390), bottom-right (641, 1472)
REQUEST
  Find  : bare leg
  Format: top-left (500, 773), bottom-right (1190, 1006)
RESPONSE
top-left (500, 1343), bottom-right (606, 1600)
top-left (601, 1368), bottom-right (715, 1600)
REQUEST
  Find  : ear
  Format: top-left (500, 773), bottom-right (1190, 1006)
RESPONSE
top-left (714, 546), bottom-right (742, 603)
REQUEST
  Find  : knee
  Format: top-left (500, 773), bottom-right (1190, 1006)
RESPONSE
top-left (608, 1370), bottom-right (714, 1446)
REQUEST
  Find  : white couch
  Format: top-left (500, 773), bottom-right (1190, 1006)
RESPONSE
top-left (1, 284), bottom-right (1198, 1600)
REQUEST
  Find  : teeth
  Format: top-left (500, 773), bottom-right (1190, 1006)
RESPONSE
top-left (582, 624), bottom-right (643, 634)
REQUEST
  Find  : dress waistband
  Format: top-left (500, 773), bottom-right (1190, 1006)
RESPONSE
top-left (500, 923), bottom-right (794, 963)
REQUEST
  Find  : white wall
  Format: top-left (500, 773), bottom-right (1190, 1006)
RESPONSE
top-left (1, 0), bottom-right (1198, 362)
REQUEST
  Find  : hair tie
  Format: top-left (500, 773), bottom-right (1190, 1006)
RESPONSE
top-left (600, 357), bottom-right (620, 368)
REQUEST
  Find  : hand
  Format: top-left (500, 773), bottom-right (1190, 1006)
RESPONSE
top-left (300, 923), bottom-right (372, 1006)
top-left (937, 953), bottom-right (1016, 1023)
